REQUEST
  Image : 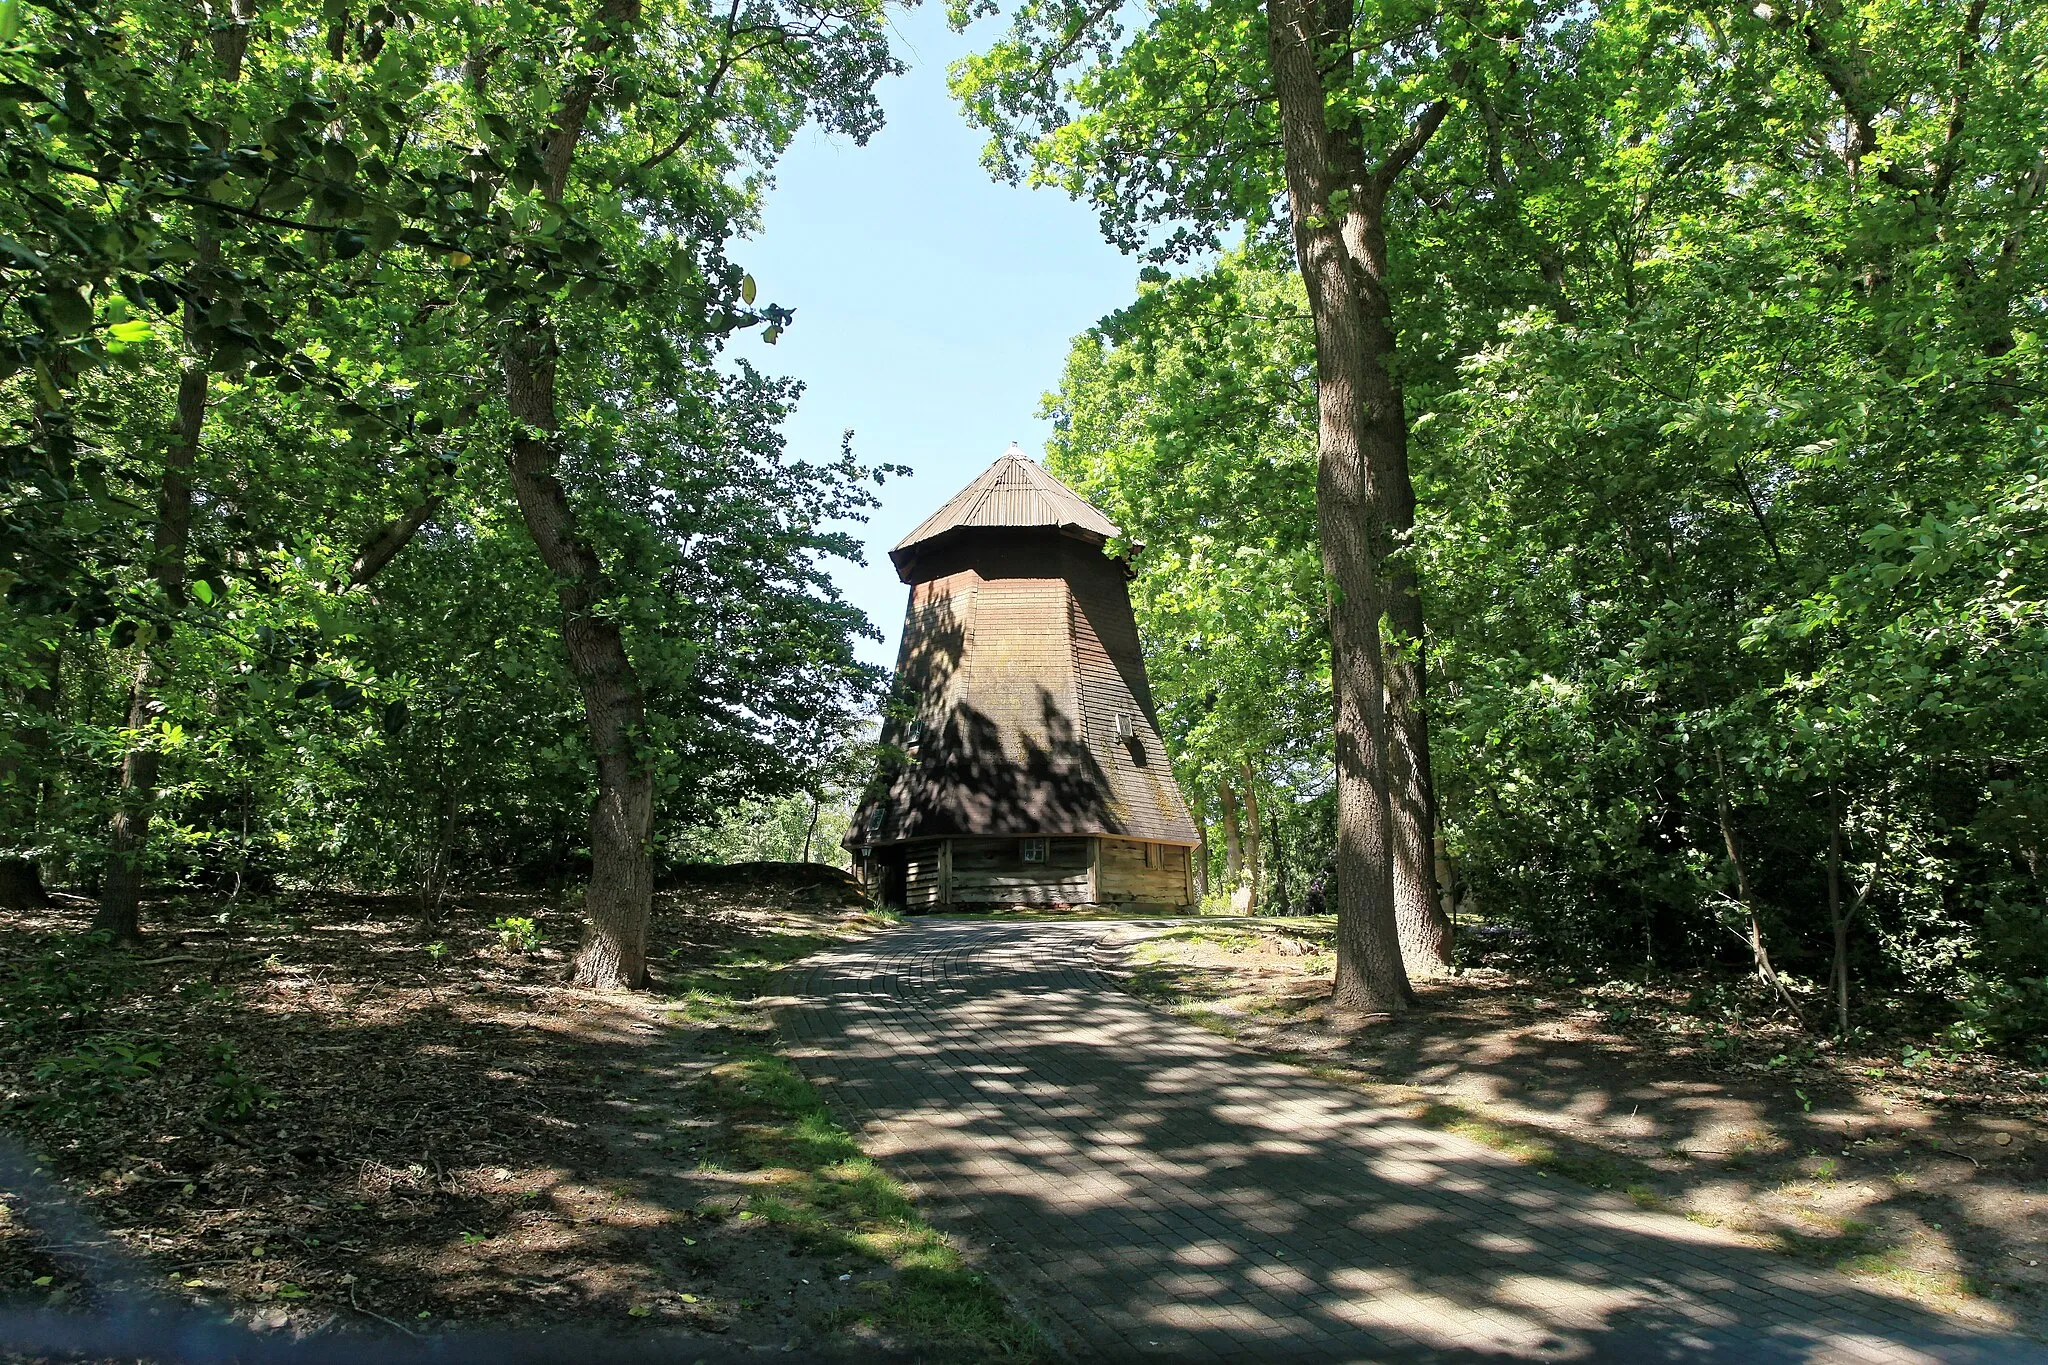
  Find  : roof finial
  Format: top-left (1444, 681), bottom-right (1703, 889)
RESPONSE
top-left (1006, 440), bottom-right (1025, 458)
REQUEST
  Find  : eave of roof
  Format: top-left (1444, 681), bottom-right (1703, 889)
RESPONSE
top-left (889, 446), bottom-right (1120, 573)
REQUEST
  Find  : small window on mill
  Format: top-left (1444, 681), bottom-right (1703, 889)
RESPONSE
top-left (1020, 837), bottom-right (1048, 863)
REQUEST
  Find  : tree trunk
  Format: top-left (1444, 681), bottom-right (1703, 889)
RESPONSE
top-left (349, 493), bottom-right (446, 587)
top-left (1267, 0), bottom-right (1408, 1013)
top-left (1713, 756), bottom-right (1800, 1023)
top-left (0, 860), bottom-right (44, 910)
top-left (1338, 164), bottom-right (1452, 981)
top-left (93, 9), bottom-right (252, 944)
top-left (802, 793), bottom-right (820, 864)
top-left (503, 3), bottom-right (653, 989)
top-left (1, 642), bottom-right (57, 910)
top-left (1239, 758), bottom-right (1265, 912)
top-left (1383, 555), bottom-right (1450, 975)
top-left (1219, 782), bottom-right (1245, 887)
top-left (1434, 834), bottom-right (1464, 936)
top-left (96, 661), bottom-right (159, 943)
top-left (96, 341), bottom-right (208, 944)
top-left (503, 338), bottom-right (654, 990)
top-left (417, 778), bottom-right (463, 927)
top-left (1827, 790), bottom-right (1849, 1039)
top-left (1269, 796), bottom-right (1292, 916)
top-left (1824, 786), bottom-right (1890, 1040)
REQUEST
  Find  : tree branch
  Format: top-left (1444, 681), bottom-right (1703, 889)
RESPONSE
top-left (1372, 96), bottom-right (1451, 195)
top-left (1929, 0), bottom-right (1989, 207)
top-left (638, 0), bottom-right (743, 172)
top-left (347, 493), bottom-right (446, 588)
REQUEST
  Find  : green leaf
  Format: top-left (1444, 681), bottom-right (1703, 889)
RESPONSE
top-left (321, 141), bottom-right (359, 180)
top-left (45, 287), bottom-right (92, 336)
top-left (741, 273), bottom-right (757, 305)
top-left (0, 234), bottom-right (45, 269)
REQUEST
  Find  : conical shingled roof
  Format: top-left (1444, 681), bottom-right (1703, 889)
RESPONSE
top-left (889, 445), bottom-right (1119, 574)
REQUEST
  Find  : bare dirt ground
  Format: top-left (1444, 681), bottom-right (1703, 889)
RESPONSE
top-left (1099, 916), bottom-right (2048, 1344)
top-left (0, 873), bottom-right (1036, 1360)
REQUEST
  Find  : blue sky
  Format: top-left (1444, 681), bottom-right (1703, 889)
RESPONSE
top-left (725, 3), bottom-right (1140, 668)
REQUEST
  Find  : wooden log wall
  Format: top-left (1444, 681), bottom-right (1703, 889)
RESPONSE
top-left (949, 836), bottom-right (1090, 905)
top-left (1097, 838), bottom-right (1192, 905)
top-left (905, 845), bottom-right (943, 908)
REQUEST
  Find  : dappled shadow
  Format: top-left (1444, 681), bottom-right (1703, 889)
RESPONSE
top-left (858, 577), bottom-right (1118, 842)
top-left (0, 891), bottom-right (918, 1357)
top-left (854, 530), bottom-right (1194, 853)
top-left (782, 921), bottom-right (2042, 1362)
top-left (1110, 923), bottom-right (2048, 1333)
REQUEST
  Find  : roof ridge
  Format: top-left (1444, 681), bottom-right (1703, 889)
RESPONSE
top-left (890, 447), bottom-right (1120, 563)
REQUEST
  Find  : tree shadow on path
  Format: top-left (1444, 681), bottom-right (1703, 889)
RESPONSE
top-left (781, 920), bottom-right (2047, 1363)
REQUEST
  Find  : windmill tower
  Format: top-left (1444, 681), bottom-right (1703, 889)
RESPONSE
top-left (849, 445), bottom-right (1198, 909)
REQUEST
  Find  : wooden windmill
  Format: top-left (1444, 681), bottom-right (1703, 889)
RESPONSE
top-left (849, 445), bottom-right (1198, 909)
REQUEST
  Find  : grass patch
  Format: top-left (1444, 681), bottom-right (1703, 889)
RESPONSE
top-left (668, 917), bottom-right (1041, 1359)
top-left (1832, 1246), bottom-right (1982, 1303)
top-left (1414, 1102), bottom-right (1554, 1164)
top-left (1133, 927), bottom-right (1268, 955)
top-left (1625, 1183), bottom-right (1663, 1210)
top-left (1407, 1101), bottom-right (1666, 1196)
top-left (699, 1051), bottom-right (1042, 1357)
top-left (665, 919), bottom-right (890, 1016)
top-left (1762, 1214), bottom-right (1984, 1306)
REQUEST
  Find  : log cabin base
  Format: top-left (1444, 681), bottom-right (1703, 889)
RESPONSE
top-left (865, 835), bottom-right (1194, 911)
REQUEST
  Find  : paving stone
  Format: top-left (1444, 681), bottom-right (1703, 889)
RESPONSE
top-left (782, 920), bottom-right (2042, 1363)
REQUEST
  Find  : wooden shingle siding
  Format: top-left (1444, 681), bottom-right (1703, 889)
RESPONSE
top-left (858, 537), bottom-right (1198, 847)
top-left (969, 577), bottom-right (1076, 766)
top-left (951, 837), bottom-right (1089, 871)
top-left (1067, 551), bottom-right (1191, 844)
top-left (850, 450), bottom-right (1199, 857)
top-left (952, 874), bottom-right (1091, 905)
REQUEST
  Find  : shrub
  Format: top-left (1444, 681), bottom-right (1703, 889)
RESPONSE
top-left (492, 916), bottom-right (541, 953)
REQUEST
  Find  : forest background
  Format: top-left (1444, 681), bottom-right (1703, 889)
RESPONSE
top-left (2, 0), bottom-right (2045, 1047)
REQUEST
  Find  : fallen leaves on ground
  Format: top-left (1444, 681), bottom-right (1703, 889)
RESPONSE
top-left (0, 874), bottom-right (1038, 1360)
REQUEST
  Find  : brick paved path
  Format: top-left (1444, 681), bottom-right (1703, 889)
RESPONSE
top-left (780, 919), bottom-right (2043, 1364)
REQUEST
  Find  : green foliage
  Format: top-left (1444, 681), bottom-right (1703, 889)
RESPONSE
top-left (492, 915), bottom-right (541, 953)
top-left (1045, 245), bottom-right (1332, 905)
top-left (0, 0), bottom-right (901, 912)
top-left (203, 1039), bottom-right (277, 1119)
top-left (1035, 0), bottom-right (2048, 1046)
top-left (0, 932), bottom-right (135, 1042)
top-left (30, 1035), bottom-right (163, 1116)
